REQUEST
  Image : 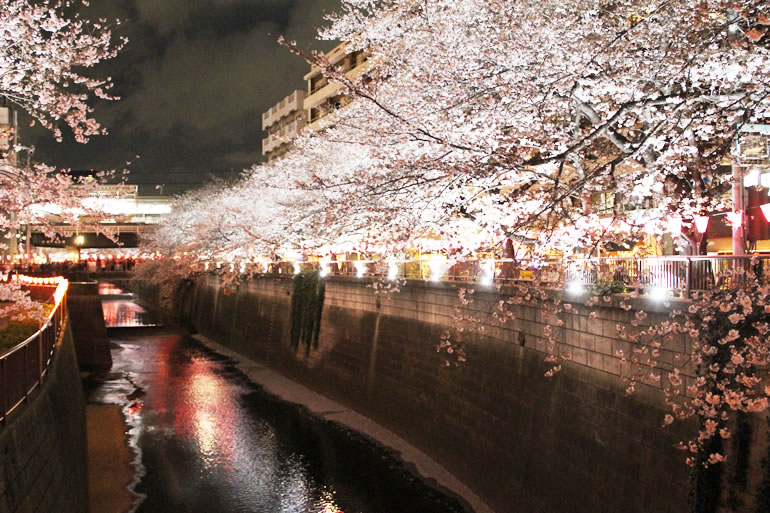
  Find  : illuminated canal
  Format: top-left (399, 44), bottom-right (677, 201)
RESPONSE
top-left (87, 288), bottom-right (473, 513)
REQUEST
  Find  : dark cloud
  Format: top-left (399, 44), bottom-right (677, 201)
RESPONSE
top-left (27, 0), bottom-right (340, 194)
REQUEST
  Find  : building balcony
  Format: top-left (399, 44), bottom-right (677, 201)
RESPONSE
top-left (262, 90), bottom-right (305, 130)
top-left (262, 118), bottom-right (306, 155)
top-left (303, 59), bottom-right (373, 113)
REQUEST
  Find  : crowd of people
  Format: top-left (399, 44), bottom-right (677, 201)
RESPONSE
top-left (1, 256), bottom-right (138, 279)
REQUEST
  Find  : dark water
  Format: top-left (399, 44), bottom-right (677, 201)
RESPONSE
top-left (86, 297), bottom-right (473, 513)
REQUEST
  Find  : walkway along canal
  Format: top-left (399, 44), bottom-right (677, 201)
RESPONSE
top-left (85, 284), bottom-right (476, 513)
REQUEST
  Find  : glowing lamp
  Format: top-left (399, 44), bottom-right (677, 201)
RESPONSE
top-left (727, 211), bottom-right (743, 228)
top-left (387, 264), bottom-right (399, 281)
top-left (74, 235), bottom-right (85, 246)
top-left (694, 216), bottom-right (710, 234)
top-left (319, 265), bottom-right (329, 278)
top-left (566, 281), bottom-right (584, 295)
top-left (480, 260), bottom-right (495, 287)
top-left (648, 286), bottom-right (670, 302)
top-left (760, 203), bottom-right (770, 222)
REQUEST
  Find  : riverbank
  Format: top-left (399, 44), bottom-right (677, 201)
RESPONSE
top-left (191, 333), bottom-right (495, 513)
top-left (86, 403), bottom-right (137, 513)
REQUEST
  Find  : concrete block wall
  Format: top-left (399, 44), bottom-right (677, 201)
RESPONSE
top-left (188, 275), bottom-right (701, 513)
top-left (0, 323), bottom-right (88, 513)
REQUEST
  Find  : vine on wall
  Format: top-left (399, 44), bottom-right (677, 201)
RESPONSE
top-left (289, 270), bottom-right (325, 355)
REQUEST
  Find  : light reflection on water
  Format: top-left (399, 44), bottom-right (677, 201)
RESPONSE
top-left (101, 299), bottom-right (159, 328)
top-left (87, 327), bottom-right (473, 513)
top-left (98, 282), bottom-right (126, 295)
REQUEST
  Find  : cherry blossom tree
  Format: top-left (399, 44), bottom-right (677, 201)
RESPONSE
top-left (280, 0), bottom-right (770, 255)
top-left (140, 1), bottom-right (770, 496)
top-left (0, 0), bottom-right (123, 322)
top-left (0, 0), bottom-right (124, 142)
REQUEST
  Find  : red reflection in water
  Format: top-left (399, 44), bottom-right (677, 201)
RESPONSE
top-left (110, 333), bottom-right (350, 512)
top-left (98, 282), bottom-right (125, 295)
top-left (173, 358), bottom-right (238, 470)
top-left (102, 300), bottom-right (151, 327)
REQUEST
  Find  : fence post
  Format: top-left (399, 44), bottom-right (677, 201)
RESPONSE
top-left (685, 258), bottom-right (692, 298)
top-left (38, 330), bottom-right (43, 382)
top-left (1, 358), bottom-right (6, 423)
top-left (23, 343), bottom-right (28, 402)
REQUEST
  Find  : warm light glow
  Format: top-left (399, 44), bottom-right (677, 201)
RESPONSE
top-left (566, 281), bottom-right (584, 295)
top-left (694, 215), bottom-right (710, 234)
top-left (74, 234), bottom-right (85, 246)
top-left (480, 260), bottom-right (495, 287)
top-left (648, 286), bottom-right (670, 302)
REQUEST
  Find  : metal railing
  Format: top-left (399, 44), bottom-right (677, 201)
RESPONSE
top-left (248, 255), bottom-right (770, 296)
top-left (0, 277), bottom-right (68, 423)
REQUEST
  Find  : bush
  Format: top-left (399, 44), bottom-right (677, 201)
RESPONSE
top-left (0, 321), bottom-right (40, 351)
top-left (592, 278), bottom-right (626, 296)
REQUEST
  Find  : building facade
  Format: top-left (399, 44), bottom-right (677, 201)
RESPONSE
top-left (303, 43), bottom-right (370, 132)
top-left (261, 43), bottom-right (372, 162)
top-left (261, 90), bottom-right (306, 161)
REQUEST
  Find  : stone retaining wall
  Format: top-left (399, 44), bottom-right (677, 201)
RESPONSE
top-left (183, 274), bottom-right (746, 513)
top-left (0, 322), bottom-right (88, 513)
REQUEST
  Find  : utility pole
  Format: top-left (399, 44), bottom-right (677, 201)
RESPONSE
top-left (732, 159), bottom-right (745, 256)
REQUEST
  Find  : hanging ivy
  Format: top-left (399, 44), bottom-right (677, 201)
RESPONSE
top-left (289, 270), bottom-right (325, 355)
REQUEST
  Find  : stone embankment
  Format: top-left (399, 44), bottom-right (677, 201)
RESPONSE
top-left (181, 274), bottom-right (761, 513)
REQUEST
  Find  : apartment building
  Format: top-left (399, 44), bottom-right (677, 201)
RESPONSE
top-left (260, 43), bottom-right (372, 162)
top-left (261, 90), bottom-right (306, 161)
top-left (303, 42), bottom-right (371, 132)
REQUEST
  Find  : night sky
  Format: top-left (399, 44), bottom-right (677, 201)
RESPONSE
top-left (25, 0), bottom-right (340, 195)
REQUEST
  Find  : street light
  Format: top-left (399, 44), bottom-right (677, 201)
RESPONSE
top-left (694, 216), bottom-right (710, 235)
top-left (75, 234), bottom-right (84, 263)
top-left (694, 215), bottom-right (709, 254)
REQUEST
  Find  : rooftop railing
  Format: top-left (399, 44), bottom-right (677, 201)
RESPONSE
top-left (246, 255), bottom-right (770, 297)
top-left (0, 276), bottom-right (68, 423)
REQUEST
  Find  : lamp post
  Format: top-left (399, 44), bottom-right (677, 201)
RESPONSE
top-left (75, 234), bottom-right (84, 263)
top-left (694, 215), bottom-right (710, 255)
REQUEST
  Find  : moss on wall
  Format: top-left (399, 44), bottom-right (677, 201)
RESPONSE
top-left (289, 270), bottom-right (325, 355)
